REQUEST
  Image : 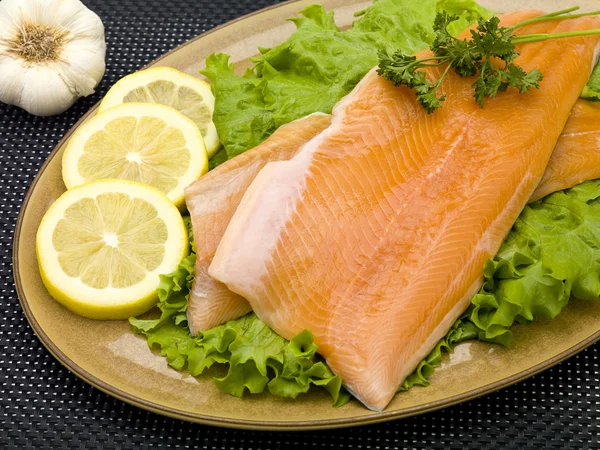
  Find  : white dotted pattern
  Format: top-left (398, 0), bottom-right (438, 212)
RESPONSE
top-left (0, 1), bottom-right (599, 448)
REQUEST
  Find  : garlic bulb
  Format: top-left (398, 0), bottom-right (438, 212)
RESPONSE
top-left (0, 0), bottom-right (106, 116)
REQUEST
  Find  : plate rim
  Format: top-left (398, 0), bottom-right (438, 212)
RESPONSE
top-left (12, 0), bottom-right (600, 431)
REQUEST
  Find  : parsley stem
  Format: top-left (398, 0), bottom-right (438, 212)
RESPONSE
top-left (411, 56), bottom-right (449, 64)
top-left (434, 63), bottom-right (452, 88)
top-left (417, 62), bottom-right (449, 68)
top-left (508, 7), bottom-right (580, 30)
top-left (513, 28), bottom-right (600, 44)
top-left (552, 11), bottom-right (600, 19)
top-left (379, 11), bottom-right (555, 112)
top-left (402, 57), bottom-right (450, 70)
top-left (509, 8), bottom-right (600, 32)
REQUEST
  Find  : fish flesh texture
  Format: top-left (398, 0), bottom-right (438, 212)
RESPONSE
top-left (184, 113), bottom-right (331, 334)
top-left (530, 99), bottom-right (600, 202)
top-left (209, 12), bottom-right (600, 411)
top-left (185, 99), bottom-right (600, 332)
top-left (211, 15), bottom-right (600, 410)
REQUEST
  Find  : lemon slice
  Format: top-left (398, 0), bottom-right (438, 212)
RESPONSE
top-left (62, 102), bottom-right (208, 211)
top-left (36, 179), bottom-right (188, 320)
top-left (98, 67), bottom-right (221, 157)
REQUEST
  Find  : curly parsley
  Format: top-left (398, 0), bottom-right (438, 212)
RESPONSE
top-left (378, 7), bottom-right (600, 113)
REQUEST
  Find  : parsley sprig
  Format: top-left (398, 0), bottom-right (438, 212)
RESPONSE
top-left (377, 7), bottom-right (600, 113)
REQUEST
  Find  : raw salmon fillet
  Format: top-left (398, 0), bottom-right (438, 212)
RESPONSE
top-left (184, 113), bottom-right (331, 334)
top-left (210, 11), bottom-right (600, 411)
top-left (184, 100), bottom-right (599, 335)
top-left (530, 99), bottom-right (600, 202)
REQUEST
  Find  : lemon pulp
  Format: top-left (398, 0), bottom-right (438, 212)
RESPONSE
top-left (62, 103), bottom-right (208, 211)
top-left (36, 179), bottom-right (188, 320)
top-left (99, 67), bottom-right (220, 157)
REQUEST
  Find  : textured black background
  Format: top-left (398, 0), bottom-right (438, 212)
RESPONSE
top-left (1, 1), bottom-right (600, 448)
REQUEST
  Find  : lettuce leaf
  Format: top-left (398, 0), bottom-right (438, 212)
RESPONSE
top-left (469, 180), bottom-right (600, 345)
top-left (203, 0), bottom-right (492, 160)
top-left (398, 310), bottom-right (480, 391)
top-left (400, 180), bottom-right (600, 390)
top-left (582, 61), bottom-right (600, 101)
top-left (130, 183), bottom-right (600, 400)
top-left (129, 218), bottom-right (350, 406)
top-left (129, 216), bottom-right (195, 333)
top-left (135, 0), bottom-right (600, 400)
top-left (208, 146), bottom-right (228, 170)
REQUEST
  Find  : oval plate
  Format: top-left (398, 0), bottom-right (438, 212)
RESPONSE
top-left (13, 0), bottom-right (600, 430)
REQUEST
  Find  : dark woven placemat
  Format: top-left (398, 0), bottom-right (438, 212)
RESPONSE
top-left (1, 1), bottom-right (599, 448)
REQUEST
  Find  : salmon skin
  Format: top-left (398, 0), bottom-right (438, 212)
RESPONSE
top-left (184, 113), bottom-right (332, 335)
top-left (209, 12), bottom-right (600, 411)
top-left (530, 99), bottom-right (600, 202)
top-left (185, 99), bottom-right (600, 333)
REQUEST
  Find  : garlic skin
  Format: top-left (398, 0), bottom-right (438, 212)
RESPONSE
top-left (0, 0), bottom-right (106, 116)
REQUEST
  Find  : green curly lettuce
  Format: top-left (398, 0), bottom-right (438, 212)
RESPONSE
top-left (132, 0), bottom-right (600, 399)
top-left (398, 310), bottom-right (480, 391)
top-left (202, 0), bottom-right (492, 161)
top-left (129, 218), bottom-right (350, 405)
top-left (582, 61), bottom-right (600, 101)
top-left (403, 180), bottom-right (600, 390)
top-left (468, 180), bottom-right (600, 346)
top-left (128, 216), bottom-right (195, 333)
top-left (131, 180), bottom-right (600, 400)
top-left (140, 312), bottom-right (348, 404)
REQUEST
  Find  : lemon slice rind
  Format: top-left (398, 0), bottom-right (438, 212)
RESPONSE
top-left (36, 179), bottom-right (188, 320)
top-left (62, 102), bottom-right (208, 211)
top-left (98, 67), bottom-right (221, 157)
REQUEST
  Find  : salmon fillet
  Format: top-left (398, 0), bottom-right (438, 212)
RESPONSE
top-left (184, 98), bottom-right (600, 334)
top-left (209, 12), bottom-right (600, 411)
top-left (530, 99), bottom-right (600, 202)
top-left (184, 113), bottom-right (332, 334)
top-left (185, 100), bottom-right (600, 334)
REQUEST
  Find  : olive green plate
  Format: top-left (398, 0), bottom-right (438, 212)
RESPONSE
top-left (13, 0), bottom-right (600, 431)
